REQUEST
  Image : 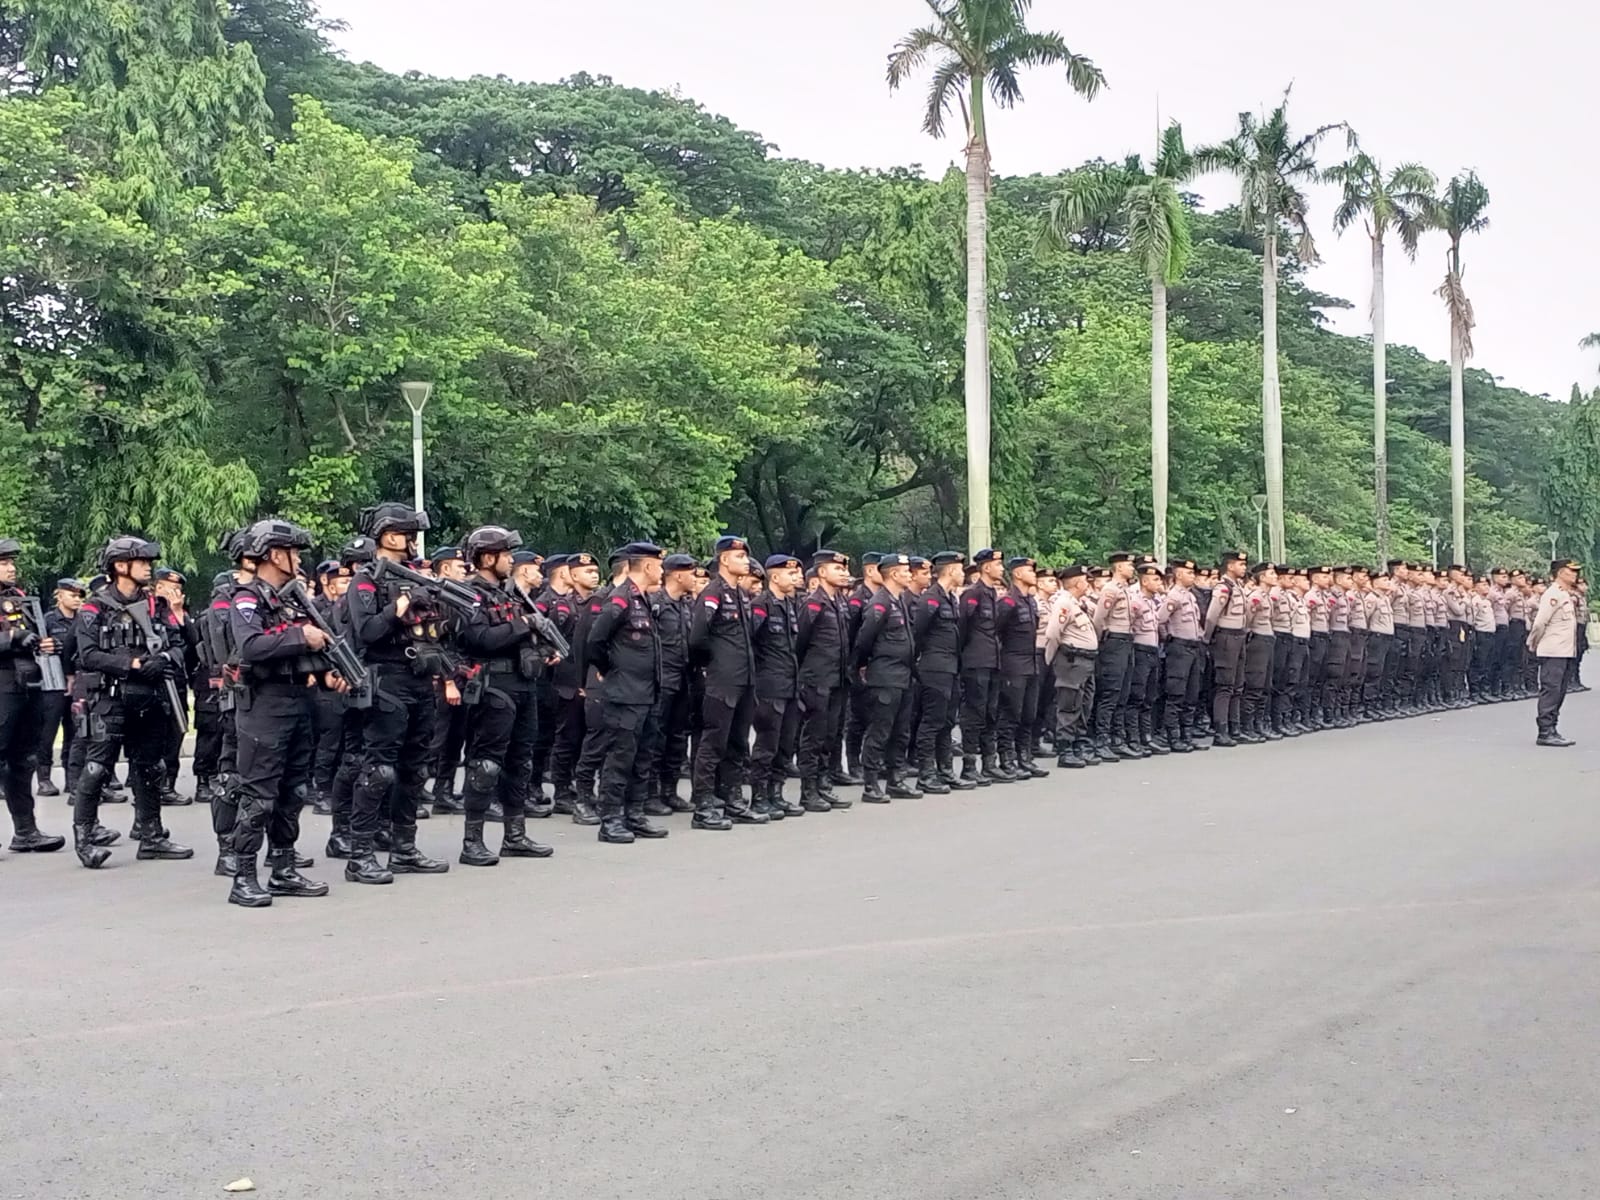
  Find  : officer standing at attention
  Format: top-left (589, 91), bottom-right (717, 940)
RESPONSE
top-left (995, 556), bottom-right (1047, 779)
top-left (1240, 562), bottom-right (1278, 742)
top-left (1528, 558), bottom-right (1582, 747)
top-left (0, 539), bottom-right (67, 854)
top-left (1091, 552), bottom-right (1136, 762)
top-left (1043, 564), bottom-right (1098, 767)
top-left (1202, 550), bottom-right (1250, 747)
top-left (347, 503), bottom-right (451, 879)
top-left (795, 550), bottom-right (852, 813)
top-left (958, 548), bottom-right (1005, 785)
top-left (853, 552), bottom-right (918, 802)
top-left (450, 526), bottom-right (557, 870)
top-left (586, 542), bottom-right (670, 843)
top-left (223, 519), bottom-right (336, 907)
top-left (841, 552), bottom-right (883, 784)
top-left (688, 535), bottom-right (761, 829)
top-left (749, 554), bottom-right (805, 821)
top-left (70, 537), bottom-right (192, 868)
top-left (1158, 559), bottom-right (1205, 753)
top-left (642, 554), bottom-right (697, 814)
top-left (911, 551), bottom-right (969, 794)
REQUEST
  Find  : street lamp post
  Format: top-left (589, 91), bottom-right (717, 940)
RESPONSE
top-left (1426, 516), bottom-right (1441, 570)
top-left (1548, 529), bottom-right (1559, 562)
top-left (400, 381), bottom-right (433, 558)
top-left (1250, 494), bottom-right (1268, 563)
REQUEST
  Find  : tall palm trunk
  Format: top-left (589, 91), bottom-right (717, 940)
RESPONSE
top-left (1260, 230), bottom-right (1286, 560)
top-left (962, 85), bottom-right (992, 555)
top-left (1449, 316), bottom-right (1466, 563)
top-left (1151, 276), bottom-right (1169, 564)
top-left (1371, 232), bottom-right (1389, 563)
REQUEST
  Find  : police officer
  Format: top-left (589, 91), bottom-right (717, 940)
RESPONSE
top-left (451, 525), bottom-right (558, 868)
top-left (548, 553), bottom-right (600, 824)
top-left (1202, 550), bottom-right (1250, 747)
top-left (586, 542), bottom-right (671, 843)
top-left (841, 552), bottom-right (883, 783)
top-left (323, 537), bottom-right (376, 861)
top-left (426, 548), bottom-right (471, 815)
top-left (996, 556), bottom-right (1047, 778)
top-left (750, 554), bottom-right (804, 820)
top-left (1159, 559), bottom-right (1205, 752)
top-left (853, 552), bottom-right (917, 802)
top-left (32, 576), bottom-right (83, 797)
top-left (958, 548), bottom-right (1005, 785)
top-left (795, 549), bottom-right (853, 813)
top-left (347, 503), bottom-right (451, 879)
top-left (70, 537), bottom-right (192, 868)
top-left (1529, 558), bottom-right (1581, 747)
top-left (0, 539), bottom-right (67, 854)
top-left (911, 551), bottom-right (969, 794)
top-left (151, 566), bottom-right (199, 805)
top-left (224, 519), bottom-right (338, 906)
top-left (644, 554), bottom-right (697, 813)
top-left (1241, 562), bottom-right (1278, 742)
top-left (1044, 564), bottom-right (1098, 767)
top-left (1126, 558), bottom-right (1166, 755)
top-left (688, 535), bottom-right (762, 828)
top-left (1091, 552), bottom-right (1137, 761)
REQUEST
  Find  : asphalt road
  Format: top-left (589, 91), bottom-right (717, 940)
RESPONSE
top-left (4, 695), bottom-right (1597, 1200)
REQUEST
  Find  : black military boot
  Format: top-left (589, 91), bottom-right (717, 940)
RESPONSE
top-left (832, 763), bottom-right (864, 787)
top-left (528, 785), bottom-right (556, 818)
top-left (570, 797), bottom-right (601, 826)
top-left (214, 837), bottom-right (238, 877)
top-left (430, 777), bottom-right (465, 815)
top-left (800, 778), bottom-right (831, 813)
top-left (266, 848), bottom-right (330, 897)
top-left (1056, 741), bottom-right (1086, 769)
top-left (642, 781), bottom-right (674, 817)
top-left (73, 822), bottom-right (111, 869)
top-left (9, 813), bottom-right (65, 853)
top-left (325, 813), bottom-right (354, 860)
top-left (660, 783), bottom-right (693, 814)
top-left (459, 819), bottom-right (500, 866)
top-left (918, 761), bottom-right (951, 795)
top-left (483, 799), bottom-right (504, 823)
top-left (344, 836), bottom-right (395, 884)
top-left (983, 752), bottom-right (1014, 783)
top-left (625, 804), bottom-right (671, 838)
top-left (961, 754), bottom-right (990, 788)
top-left (1142, 714), bottom-right (1169, 755)
top-left (887, 771), bottom-right (922, 800)
top-left (598, 812), bottom-right (635, 843)
top-left (159, 785), bottom-right (191, 807)
top-left (229, 854), bottom-right (273, 908)
top-left (1021, 754), bottom-right (1050, 779)
top-left (942, 752), bottom-right (975, 790)
top-left (726, 788), bottom-right (769, 825)
top-left (772, 781), bottom-right (805, 817)
top-left (766, 781), bottom-right (789, 821)
top-left (502, 816), bottom-right (555, 856)
top-left (750, 782), bottom-right (774, 820)
top-left (390, 831), bottom-right (449, 874)
top-left (35, 766), bottom-right (59, 797)
top-left (136, 826), bottom-right (194, 860)
top-left (311, 788), bottom-right (333, 816)
top-left (860, 769), bottom-right (890, 804)
top-left (690, 794), bottom-right (732, 831)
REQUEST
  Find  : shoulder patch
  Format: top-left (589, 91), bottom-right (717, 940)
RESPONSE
top-left (355, 580), bottom-right (377, 593)
top-left (964, 595), bottom-right (978, 606)
top-left (849, 597), bottom-right (863, 608)
top-left (702, 595), bottom-right (720, 609)
top-left (926, 597), bottom-right (939, 607)
top-left (752, 606), bottom-right (767, 618)
top-left (80, 603), bottom-right (99, 615)
top-left (872, 603), bottom-right (886, 613)
top-left (1001, 595), bottom-right (1016, 606)
top-left (610, 595), bottom-right (628, 608)
top-left (234, 595), bottom-right (258, 611)
top-left (806, 602), bottom-right (821, 612)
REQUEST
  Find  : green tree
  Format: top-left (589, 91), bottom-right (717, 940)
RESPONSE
top-left (1039, 122), bottom-right (1194, 562)
top-left (1325, 149), bottom-right (1434, 563)
top-left (1430, 171), bottom-right (1490, 563)
top-left (1197, 88), bottom-right (1342, 561)
top-left (887, 0), bottom-right (1104, 553)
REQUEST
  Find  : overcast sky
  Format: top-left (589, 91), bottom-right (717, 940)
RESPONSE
top-left (319, 0), bottom-right (1598, 401)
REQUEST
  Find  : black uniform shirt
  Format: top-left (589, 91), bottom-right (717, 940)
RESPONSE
top-left (958, 583), bottom-right (1001, 672)
top-left (752, 589), bottom-right (799, 700)
top-left (852, 586), bottom-right (915, 688)
top-left (586, 578), bottom-right (660, 706)
top-left (689, 575), bottom-right (755, 693)
top-left (796, 585), bottom-right (848, 690)
top-left (913, 582), bottom-right (961, 677)
top-left (995, 584), bottom-right (1039, 676)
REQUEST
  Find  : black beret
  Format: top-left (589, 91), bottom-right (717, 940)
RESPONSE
top-left (1007, 555), bottom-right (1036, 569)
top-left (1137, 561), bottom-right (1163, 576)
top-left (747, 563), bottom-right (766, 579)
top-left (543, 554), bottom-right (569, 571)
top-left (1220, 549), bottom-right (1248, 565)
top-left (907, 556), bottom-right (929, 570)
top-left (860, 551), bottom-right (884, 566)
top-left (510, 550), bottom-right (540, 566)
top-left (931, 551), bottom-right (964, 568)
top-left (620, 541), bottom-right (664, 559)
top-left (764, 553), bottom-right (801, 570)
top-left (55, 577), bottom-right (87, 594)
top-left (1310, 564), bottom-right (1333, 576)
top-left (663, 553), bottom-right (697, 573)
top-left (713, 535), bottom-right (749, 555)
top-left (154, 566), bottom-right (183, 582)
top-left (568, 553), bottom-right (596, 568)
top-left (879, 552), bottom-right (911, 568)
top-left (315, 559), bottom-right (340, 577)
top-left (812, 549), bottom-right (848, 568)
top-left (1249, 561), bottom-right (1272, 577)
top-left (431, 547), bottom-right (463, 565)
top-left (972, 548), bottom-right (1002, 564)
top-left (1059, 564), bottom-right (1087, 581)
top-left (1107, 551), bottom-right (1133, 564)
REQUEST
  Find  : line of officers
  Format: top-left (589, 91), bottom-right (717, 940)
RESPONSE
top-left (0, 523), bottom-right (1588, 905)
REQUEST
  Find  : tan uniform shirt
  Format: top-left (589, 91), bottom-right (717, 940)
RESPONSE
top-left (1529, 584), bottom-right (1578, 658)
top-left (1203, 577), bottom-right (1247, 638)
top-left (1366, 591), bottom-right (1395, 635)
top-left (1094, 579), bottom-right (1132, 635)
top-left (1043, 590), bottom-right (1098, 660)
top-left (1289, 589), bottom-right (1311, 638)
top-left (1162, 584), bottom-right (1202, 641)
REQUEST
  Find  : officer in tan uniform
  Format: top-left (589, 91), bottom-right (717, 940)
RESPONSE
top-left (1043, 565), bottom-right (1098, 768)
top-left (1202, 550), bottom-right (1250, 747)
top-left (1528, 559), bottom-right (1582, 746)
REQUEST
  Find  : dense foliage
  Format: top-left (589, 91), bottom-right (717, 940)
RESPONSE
top-left (0, 0), bottom-right (1581, 582)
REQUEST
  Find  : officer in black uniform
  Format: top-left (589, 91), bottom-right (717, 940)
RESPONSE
top-left (795, 549), bottom-right (852, 814)
top-left (586, 542), bottom-right (671, 844)
top-left (70, 536), bottom-right (193, 868)
top-left (347, 503), bottom-right (451, 880)
top-left (0, 539), bottom-right (67, 854)
top-left (426, 547), bottom-right (470, 815)
top-left (32, 576), bottom-right (84, 797)
top-left (223, 519), bottom-right (338, 906)
top-left (688, 534), bottom-right (763, 829)
top-left (190, 571), bottom-right (232, 811)
top-left (995, 556), bottom-right (1048, 780)
top-left (547, 553), bottom-right (600, 824)
top-left (958, 548), bottom-right (1005, 785)
top-left (528, 553), bottom-right (572, 813)
top-left (451, 525), bottom-right (558, 869)
top-left (308, 559), bottom-right (350, 815)
top-left (643, 553), bottom-right (697, 813)
top-left (201, 532), bottom-right (254, 874)
top-left (573, 553), bottom-right (622, 823)
top-left (911, 550), bottom-right (971, 794)
top-left (750, 553), bottom-right (805, 820)
top-left (853, 552), bottom-right (918, 802)
top-left (150, 566), bottom-right (199, 807)
top-left (840, 552), bottom-right (882, 784)
top-left (323, 536), bottom-right (375, 862)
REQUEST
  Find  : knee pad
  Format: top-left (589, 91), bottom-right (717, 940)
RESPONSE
top-left (466, 758), bottom-right (502, 792)
top-left (237, 793), bottom-right (270, 831)
top-left (80, 760), bottom-right (108, 787)
top-left (360, 763), bottom-right (398, 792)
top-left (290, 782), bottom-right (310, 805)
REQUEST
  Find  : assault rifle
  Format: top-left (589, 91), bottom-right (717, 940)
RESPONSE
top-left (275, 577), bottom-right (370, 699)
top-left (513, 582), bottom-right (571, 660)
top-left (125, 600), bottom-right (188, 736)
top-left (371, 556), bottom-right (482, 616)
top-left (21, 596), bottom-right (66, 692)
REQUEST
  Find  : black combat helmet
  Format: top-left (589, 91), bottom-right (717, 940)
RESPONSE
top-left (462, 525), bottom-right (522, 562)
top-left (99, 536), bottom-right (162, 571)
top-left (339, 536), bottom-right (377, 567)
top-left (241, 519), bottom-right (313, 559)
top-left (358, 503), bottom-right (430, 539)
top-left (0, 538), bottom-right (20, 559)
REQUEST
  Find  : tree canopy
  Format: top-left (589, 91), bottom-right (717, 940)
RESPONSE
top-left (0, 0), bottom-right (1577, 582)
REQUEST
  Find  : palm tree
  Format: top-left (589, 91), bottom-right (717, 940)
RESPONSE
top-left (1040, 122), bottom-right (1194, 563)
top-left (1197, 89), bottom-right (1342, 561)
top-left (1325, 150), bottom-right (1435, 563)
top-left (1431, 171), bottom-right (1490, 564)
top-left (1582, 333), bottom-right (1600, 353)
top-left (887, 0), bottom-right (1104, 554)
